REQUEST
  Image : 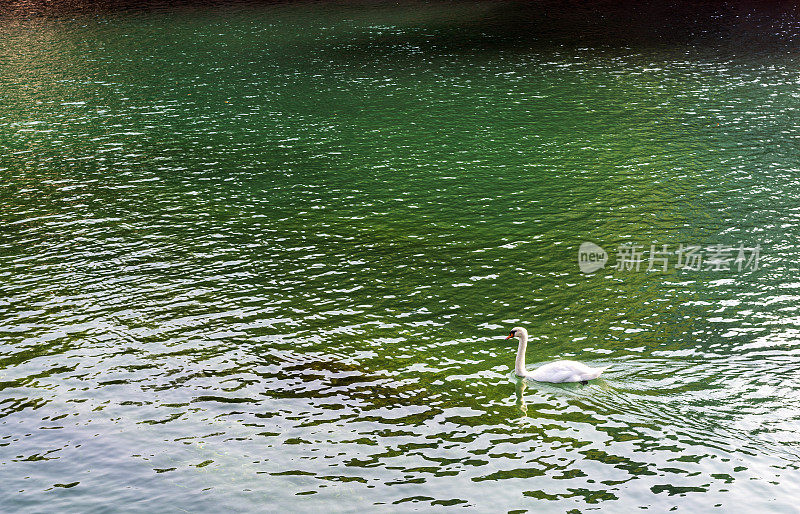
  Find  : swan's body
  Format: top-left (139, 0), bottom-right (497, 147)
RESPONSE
top-left (507, 327), bottom-right (608, 383)
top-left (523, 359), bottom-right (607, 383)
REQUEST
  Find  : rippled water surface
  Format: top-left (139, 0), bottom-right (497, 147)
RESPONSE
top-left (4, 2), bottom-right (800, 511)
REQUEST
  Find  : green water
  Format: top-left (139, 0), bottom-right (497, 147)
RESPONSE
top-left (3, 2), bottom-right (800, 511)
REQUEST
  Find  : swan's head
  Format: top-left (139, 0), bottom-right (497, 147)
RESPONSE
top-left (506, 327), bottom-right (528, 340)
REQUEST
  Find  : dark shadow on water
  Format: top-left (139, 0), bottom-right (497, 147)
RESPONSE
top-left (3, 0), bottom-right (800, 52)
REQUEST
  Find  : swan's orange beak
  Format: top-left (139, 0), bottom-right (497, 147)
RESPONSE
top-left (505, 334), bottom-right (514, 340)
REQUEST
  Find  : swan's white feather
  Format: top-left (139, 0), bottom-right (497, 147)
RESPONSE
top-left (521, 360), bottom-right (609, 383)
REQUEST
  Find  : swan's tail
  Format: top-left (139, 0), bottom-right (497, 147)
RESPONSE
top-left (591, 365), bottom-right (611, 379)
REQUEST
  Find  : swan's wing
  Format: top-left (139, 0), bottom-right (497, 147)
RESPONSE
top-left (528, 361), bottom-right (608, 383)
top-left (528, 361), bottom-right (583, 383)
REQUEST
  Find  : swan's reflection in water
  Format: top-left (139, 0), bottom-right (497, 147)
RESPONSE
top-left (515, 378), bottom-right (528, 415)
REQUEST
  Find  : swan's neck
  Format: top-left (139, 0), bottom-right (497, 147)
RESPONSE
top-left (515, 333), bottom-right (528, 376)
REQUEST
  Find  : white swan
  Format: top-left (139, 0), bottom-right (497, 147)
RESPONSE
top-left (506, 327), bottom-right (608, 384)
